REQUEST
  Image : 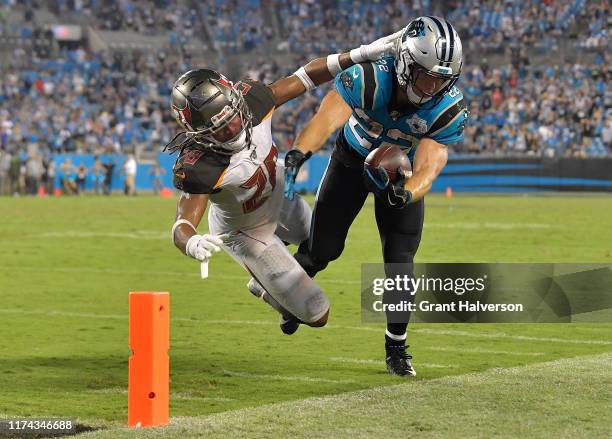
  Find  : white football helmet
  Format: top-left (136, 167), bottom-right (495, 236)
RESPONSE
top-left (395, 16), bottom-right (463, 105)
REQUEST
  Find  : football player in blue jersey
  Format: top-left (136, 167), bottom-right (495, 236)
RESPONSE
top-left (284, 17), bottom-right (468, 377)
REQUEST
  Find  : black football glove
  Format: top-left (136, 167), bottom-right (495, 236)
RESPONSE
top-left (284, 148), bottom-right (312, 200)
top-left (364, 166), bottom-right (412, 209)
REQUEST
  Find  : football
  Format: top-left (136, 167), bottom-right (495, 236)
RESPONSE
top-left (364, 145), bottom-right (413, 183)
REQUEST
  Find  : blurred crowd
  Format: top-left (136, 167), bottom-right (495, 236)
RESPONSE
top-left (446, 0), bottom-right (608, 53)
top-left (0, 0), bottom-right (610, 172)
top-left (1, 49), bottom-right (181, 156)
top-left (275, 0), bottom-right (429, 54)
top-left (274, 0), bottom-right (608, 55)
top-left (5, 0), bottom-right (606, 54)
top-left (2, 46), bottom-right (608, 159)
top-left (201, 0), bottom-right (272, 51)
top-left (459, 55), bottom-right (611, 156)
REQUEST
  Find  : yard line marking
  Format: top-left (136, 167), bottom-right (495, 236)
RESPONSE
top-left (328, 325), bottom-right (381, 333)
top-left (0, 309), bottom-right (199, 322)
top-left (329, 357), bottom-right (455, 368)
top-left (25, 222), bottom-right (557, 242)
top-left (172, 395), bottom-right (234, 402)
top-left (221, 370), bottom-right (355, 384)
top-left (206, 319), bottom-right (275, 326)
top-left (33, 231), bottom-right (169, 240)
top-left (2, 309), bottom-right (610, 346)
top-left (410, 327), bottom-right (612, 345)
top-left (0, 309), bottom-right (128, 320)
top-left (0, 265), bottom-right (361, 284)
top-left (422, 346), bottom-right (546, 356)
top-left (424, 222), bottom-right (555, 230)
top-left (88, 388), bottom-right (233, 401)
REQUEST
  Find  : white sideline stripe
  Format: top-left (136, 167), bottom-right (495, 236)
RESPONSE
top-left (0, 308), bottom-right (204, 323)
top-left (1, 309), bottom-right (611, 346)
top-left (33, 231), bottom-right (169, 240)
top-left (0, 309), bottom-right (128, 320)
top-left (206, 319), bottom-right (275, 326)
top-left (329, 357), bottom-right (455, 368)
top-left (329, 324), bottom-right (612, 346)
top-left (0, 266), bottom-right (361, 285)
top-left (88, 388), bottom-right (233, 401)
top-left (221, 370), bottom-right (355, 384)
top-left (424, 222), bottom-right (555, 230)
top-left (27, 223), bottom-right (556, 241)
top-left (423, 346), bottom-right (546, 356)
top-left (411, 327), bottom-right (612, 345)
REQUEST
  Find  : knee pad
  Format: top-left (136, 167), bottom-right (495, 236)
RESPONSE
top-left (256, 244), bottom-right (329, 324)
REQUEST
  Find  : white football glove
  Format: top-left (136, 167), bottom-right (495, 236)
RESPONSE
top-left (185, 234), bottom-right (225, 262)
top-left (350, 29), bottom-right (405, 63)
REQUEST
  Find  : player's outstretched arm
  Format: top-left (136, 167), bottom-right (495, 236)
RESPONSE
top-left (173, 192), bottom-right (208, 254)
top-left (405, 138), bottom-right (449, 202)
top-left (269, 30), bottom-right (402, 107)
top-left (294, 90), bottom-right (352, 154)
top-left (172, 192), bottom-right (223, 262)
top-left (283, 90), bottom-right (353, 200)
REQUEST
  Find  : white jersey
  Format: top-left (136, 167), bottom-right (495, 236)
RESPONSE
top-left (208, 116), bottom-right (284, 232)
top-left (172, 79), bottom-right (283, 231)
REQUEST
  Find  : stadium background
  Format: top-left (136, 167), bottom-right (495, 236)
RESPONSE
top-left (0, 0), bottom-right (610, 195)
top-left (1, 1), bottom-right (611, 437)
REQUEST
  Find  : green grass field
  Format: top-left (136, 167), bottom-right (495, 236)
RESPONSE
top-left (0, 194), bottom-right (611, 438)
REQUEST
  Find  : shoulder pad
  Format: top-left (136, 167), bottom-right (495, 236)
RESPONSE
top-left (428, 93), bottom-right (466, 135)
top-left (335, 61), bottom-right (391, 111)
top-left (371, 56), bottom-right (395, 109)
top-left (238, 80), bottom-right (275, 126)
top-left (172, 147), bottom-right (230, 194)
top-left (427, 91), bottom-right (469, 144)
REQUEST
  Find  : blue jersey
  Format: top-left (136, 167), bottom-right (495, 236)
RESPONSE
top-left (335, 55), bottom-right (468, 161)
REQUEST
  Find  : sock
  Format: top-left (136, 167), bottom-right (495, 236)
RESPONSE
top-left (385, 323), bottom-right (408, 348)
top-left (249, 278), bottom-right (296, 318)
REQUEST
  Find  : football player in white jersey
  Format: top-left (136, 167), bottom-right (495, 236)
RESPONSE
top-left (166, 32), bottom-right (402, 334)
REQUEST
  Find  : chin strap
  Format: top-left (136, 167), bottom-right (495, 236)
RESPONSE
top-left (405, 86), bottom-right (432, 105)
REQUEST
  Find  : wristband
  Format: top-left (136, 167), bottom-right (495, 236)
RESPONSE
top-left (172, 218), bottom-right (196, 241)
top-left (293, 66), bottom-right (316, 91)
top-left (326, 54), bottom-right (342, 76)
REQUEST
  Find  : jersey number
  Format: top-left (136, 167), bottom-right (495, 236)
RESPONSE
top-left (241, 145), bottom-right (277, 213)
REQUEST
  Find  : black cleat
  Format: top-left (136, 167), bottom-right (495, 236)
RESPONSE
top-left (385, 345), bottom-right (416, 377)
top-left (279, 314), bottom-right (300, 335)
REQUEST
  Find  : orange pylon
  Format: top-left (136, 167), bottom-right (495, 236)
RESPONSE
top-left (445, 186), bottom-right (453, 198)
top-left (159, 187), bottom-right (173, 198)
top-left (128, 292), bottom-right (169, 427)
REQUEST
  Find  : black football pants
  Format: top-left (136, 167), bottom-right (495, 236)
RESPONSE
top-left (294, 150), bottom-right (424, 328)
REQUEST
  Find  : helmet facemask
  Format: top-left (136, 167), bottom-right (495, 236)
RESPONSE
top-left (396, 49), bottom-right (460, 106)
top-left (181, 88), bottom-right (253, 156)
top-left (406, 62), bottom-right (458, 105)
